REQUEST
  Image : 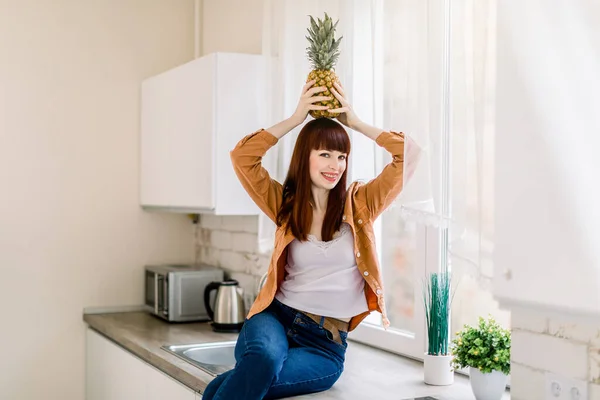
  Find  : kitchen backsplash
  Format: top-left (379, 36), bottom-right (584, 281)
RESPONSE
top-left (510, 309), bottom-right (600, 399)
top-left (194, 214), bottom-right (271, 311)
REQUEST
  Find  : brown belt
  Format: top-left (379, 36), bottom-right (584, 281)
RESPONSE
top-left (300, 311), bottom-right (349, 345)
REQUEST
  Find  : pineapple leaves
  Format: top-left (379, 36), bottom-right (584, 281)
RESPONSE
top-left (324, 16), bottom-right (332, 32)
top-left (306, 13), bottom-right (343, 70)
top-left (310, 16), bottom-right (319, 35)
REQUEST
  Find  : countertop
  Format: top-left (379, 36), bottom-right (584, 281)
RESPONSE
top-left (83, 311), bottom-right (507, 399)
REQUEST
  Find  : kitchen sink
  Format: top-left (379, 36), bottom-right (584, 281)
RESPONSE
top-left (161, 341), bottom-right (237, 376)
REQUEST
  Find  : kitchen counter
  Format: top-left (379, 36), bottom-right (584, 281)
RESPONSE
top-left (83, 311), bottom-right (508, 399)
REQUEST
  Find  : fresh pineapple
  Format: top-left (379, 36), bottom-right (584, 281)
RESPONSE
top-left (305, 13), bottom-right (343, 119)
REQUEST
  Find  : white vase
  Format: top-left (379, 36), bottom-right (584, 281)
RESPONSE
top-left (423, 353), bottom-right (454, 385)
top-left (469, 368), bottom-right (508, 400)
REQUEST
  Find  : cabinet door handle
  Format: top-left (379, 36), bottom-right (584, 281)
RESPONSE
top-left (154, 273), bottom-right (160, 314)
top-left (163, 275), bottom-right (169, 315)
top-left (503, 269), bottom-right (513, 280)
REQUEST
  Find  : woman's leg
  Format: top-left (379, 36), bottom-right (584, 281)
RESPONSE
top-left (203, 310), bottom-right (289, 400)
top-left (201, 370), bottom-right (232, 399)
top-left (263, 346), bottom-right (344, 400)
top-left (263, 304), bottom-right (349, 400)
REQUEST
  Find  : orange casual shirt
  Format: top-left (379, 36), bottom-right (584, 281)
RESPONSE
top-left (230, 128), bottom-right (408, 331)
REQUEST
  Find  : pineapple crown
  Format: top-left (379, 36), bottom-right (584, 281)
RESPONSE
top-left (305, 13), bottom-right (343, 70)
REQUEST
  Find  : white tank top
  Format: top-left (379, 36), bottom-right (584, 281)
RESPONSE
top-left (275, 222), bottom-right (369, 319)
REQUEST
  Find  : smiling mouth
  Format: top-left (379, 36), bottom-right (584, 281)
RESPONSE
top-left (321, 172), bottom-right (338, 182)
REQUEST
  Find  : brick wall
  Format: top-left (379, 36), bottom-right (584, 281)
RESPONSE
top-left (194, 214), bottom-right (271, 311)
top-left (510, 309), bottom-right (600, 400)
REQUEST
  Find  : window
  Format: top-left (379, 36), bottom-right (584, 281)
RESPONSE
top-left (349, 0), bottom-right (511, 359)
top-left (260, 0), bottom-right (510, 360)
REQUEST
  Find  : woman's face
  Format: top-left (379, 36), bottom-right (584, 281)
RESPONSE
top-left (309, 148), bottom-right (347, 190)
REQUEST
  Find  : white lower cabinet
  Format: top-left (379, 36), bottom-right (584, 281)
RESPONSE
top-left (86, 328), bottom-right (199, 400)
top-left (146, 361), bottom-right (199, 400)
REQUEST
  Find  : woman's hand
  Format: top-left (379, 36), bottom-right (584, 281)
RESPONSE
top-left (289, 80), bottom-right (332, 126)
top-left (267, 81), bottom-right (331, 139)
top-left (330, 82), bottom-right (362, 130)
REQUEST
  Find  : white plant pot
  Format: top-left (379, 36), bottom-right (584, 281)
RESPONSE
top-left (423, 353), bottom-right (454, 386)
top-left (470, 368), bottom-right (508, 400)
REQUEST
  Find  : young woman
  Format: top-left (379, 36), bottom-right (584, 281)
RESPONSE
top-left (202, 80), bottom-right (419, 400)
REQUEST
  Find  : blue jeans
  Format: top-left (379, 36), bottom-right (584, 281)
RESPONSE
top-left (202, 298), bottom-right (348, 400)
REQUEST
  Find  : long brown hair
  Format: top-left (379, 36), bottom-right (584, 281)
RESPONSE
top-left (276, 118), bottom-right (351, 241)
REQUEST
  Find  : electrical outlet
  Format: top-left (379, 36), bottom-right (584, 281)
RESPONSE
top-left (545, 372), bottom-right (587, 400)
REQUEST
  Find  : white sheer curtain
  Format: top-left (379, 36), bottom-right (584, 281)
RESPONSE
top-left (449, 0), bottom-right (496, 286)
top-left (257, 0), bottom-right (504, 351)
top-left (447, 0), bottom-right (511, 331)
top-left (380, 0), bottom-right (445, 225)
top-left (258, 0), bottom-right (436, 254)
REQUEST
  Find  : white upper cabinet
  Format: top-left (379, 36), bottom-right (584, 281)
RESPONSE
top-left (140, 52), bottom-right (270, 215)
top-left (494, 1), bottom-right (600, 316)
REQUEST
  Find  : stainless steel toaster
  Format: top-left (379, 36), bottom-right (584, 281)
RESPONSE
top-left (144, 264), bottom-right (224, 322)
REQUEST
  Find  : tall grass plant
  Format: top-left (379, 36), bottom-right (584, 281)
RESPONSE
top-left (423, 272), bottom-right (453, 356)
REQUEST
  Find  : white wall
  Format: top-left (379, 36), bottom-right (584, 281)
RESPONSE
top-left (0, 1), bottom-right (195, 399)
top-left (495, 0), bottom-right (600, 313)
top-left (201, 0), bottom-right (263, 55)
top-left (495, 0), bottom-right (600, 398)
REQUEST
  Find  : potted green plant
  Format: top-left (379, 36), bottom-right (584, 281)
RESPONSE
top-left (451, 316), bottom-right (510, 400)
top-left (422, 271), bottom-right (454, 385)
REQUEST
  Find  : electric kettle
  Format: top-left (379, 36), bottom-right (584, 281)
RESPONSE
top-left (203, 280), bottom-right (245, 332)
